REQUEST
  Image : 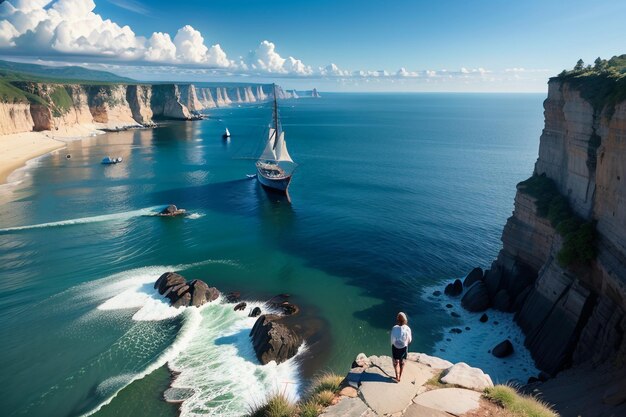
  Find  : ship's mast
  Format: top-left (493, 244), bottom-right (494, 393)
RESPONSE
top-left (272, 83), bottom-right (279, 150)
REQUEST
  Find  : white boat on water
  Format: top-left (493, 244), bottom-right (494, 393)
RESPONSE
top-left (101, 156), bottom-right (122, 164)
top-left (222, 127), bottom-right (230, 139)
top-left (255, 84), bottom-right (296, 194)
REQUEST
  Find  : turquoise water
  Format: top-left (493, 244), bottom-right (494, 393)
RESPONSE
top-left (0, 93), bottom-right (543, 416)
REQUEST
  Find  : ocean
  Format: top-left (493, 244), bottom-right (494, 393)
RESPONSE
top-left (0, 92), bottom-right (544, 417)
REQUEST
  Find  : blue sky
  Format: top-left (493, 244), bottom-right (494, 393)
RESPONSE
top-left (1, 0), bottom-right (625, 91)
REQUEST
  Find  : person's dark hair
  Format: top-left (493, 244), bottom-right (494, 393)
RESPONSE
top-left (397, 312), bottom-right (407, 326)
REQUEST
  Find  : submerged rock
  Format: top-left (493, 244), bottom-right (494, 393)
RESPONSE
top-left (492, 340), bottom-right (514, 358)
top-left (225, 292), bottom-right (241, 303)
top-left (444, 279), bottom-right (463, 297)
top-left (461, 281), bottom-right (491, 312)
top-left (249, 314), bottom-right (302, 365)
top-left (479, 313), bottom-right (489, 323)
top-left (463, 267), bottom-right (484, 288)
top-left (234, 302), bottom-right (247, 311)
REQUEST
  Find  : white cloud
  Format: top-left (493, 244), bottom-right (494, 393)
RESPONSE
top-left (0, 0), bottom-right (232, 67)
top-left (246, 40), bottom-right (312, 75)
top-left (397, 67), bottom-right (418, 77)
top-left (319, 63), bottom-right (350, 77)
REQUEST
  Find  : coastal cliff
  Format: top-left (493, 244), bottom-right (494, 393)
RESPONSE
top-left (486, 74), bottom-right (626, 376)
top-left (0, 81), bottom-right (308, 136)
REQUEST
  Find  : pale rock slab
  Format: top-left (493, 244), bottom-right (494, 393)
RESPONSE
top-left (403, 403), bottom-right (454, 417)
top-left (407, 352), bottom-right (454, 370)
top-left (440, 362), bottom-right (493, 391)
top-left (360, 357), bottom-right (435, 415)
top-left (413, 388), bottom-right (481, 415)
top-left (320, 396), bottom-right (370, 417)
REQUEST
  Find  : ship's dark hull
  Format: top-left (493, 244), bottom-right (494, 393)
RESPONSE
top-left (256, 170), bottom-right (292, 193)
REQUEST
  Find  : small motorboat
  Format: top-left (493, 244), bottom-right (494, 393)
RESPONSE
top-left (222, 128), bottom-right (231, 139)
top-left (101, 156), bottom-right (123, 164)
top-left (156, 204), bottom-right (186, 217)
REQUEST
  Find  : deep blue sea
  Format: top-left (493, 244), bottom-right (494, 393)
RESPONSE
top-left (0, 93), bottom-right (544, 417)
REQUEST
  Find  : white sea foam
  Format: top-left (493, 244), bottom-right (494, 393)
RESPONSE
top-left (422, 283), bottom-right (539, 383)
top-left (0, 206), bottom-right (163, 232)
top-left (81, 262), bottom-right (303, 417)
top-left (170, 302), bottom-right (305, 417)
top-left (186, 212), bottom-right (205, 220)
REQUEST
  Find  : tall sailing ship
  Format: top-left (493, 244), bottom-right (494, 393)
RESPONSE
top-left (255, 85), bottom-right (295, 193)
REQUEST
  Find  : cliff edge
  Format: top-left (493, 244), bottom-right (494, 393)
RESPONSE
top-left (470, 57), bottom-right (626, 415)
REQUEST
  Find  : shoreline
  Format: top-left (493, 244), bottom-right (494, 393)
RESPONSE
top-left (0, 124), bottom-right (156, 186)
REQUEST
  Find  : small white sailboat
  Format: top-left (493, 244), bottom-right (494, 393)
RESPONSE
top-left (222, 127), bottom-right (231, 139)
top-left (255, 84), bottom-right (296, 194)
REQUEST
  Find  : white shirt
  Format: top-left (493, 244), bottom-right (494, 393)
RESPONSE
top-left (391, 324), bottom-right (412, 349)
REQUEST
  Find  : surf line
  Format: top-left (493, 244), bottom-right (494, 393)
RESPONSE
top-left (0, 206), bottom-right (166, 233)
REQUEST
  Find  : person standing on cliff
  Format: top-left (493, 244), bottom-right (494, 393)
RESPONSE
top-left (391, 312), bottom-right (412, 382)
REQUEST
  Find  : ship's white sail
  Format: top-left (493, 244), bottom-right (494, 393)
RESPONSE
top-left (260, 128), bottom-right (277, 160)
top-left (274, 131), bottom-right (293, 163)
top-left (224, 128), bottom-right (230, 137)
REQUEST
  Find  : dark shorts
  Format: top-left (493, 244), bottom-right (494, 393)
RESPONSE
top-left (392, 345), bottom-right (408, 361)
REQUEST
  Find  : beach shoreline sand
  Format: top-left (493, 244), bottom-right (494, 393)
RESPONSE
top-left (0, 125), bottom-right (121, 185)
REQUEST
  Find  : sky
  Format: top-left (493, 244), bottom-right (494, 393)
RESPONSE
top-left (1, 0), bottom-right (625, 92)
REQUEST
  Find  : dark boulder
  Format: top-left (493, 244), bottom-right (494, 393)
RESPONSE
top-left (463, 267), bottom-right (483, 288)
top-left (484, 267), bottom-right (503, 300)
top-left (527, 376), bottom-right (540, 384)
top-left (267, 294), bottom-right (300, 316)
top-left (234, 302), bottom-right (247, 311)
top-left (461, 281), bottom-right (491, 312)
top-left (538, 371), bottom-right (552, 382)
top-left (249, 314), bottom-right (302, 365)
top-left (479, 313), bottom-right (489, 323)
top-left (444, 279), bottom-right (463, 297)
top-left (492, 340), bottom-right (514, 358)
top-left (433, 290), bottom-right (442, 297)
top-left (158, 204), bottom-right (186, 217)
top-left (225, 292), bottom-right (241, 303)
top-left (451, 312), bottom-right (460, 318)
top-left (512, 285), bottom-right (532, 312)
top-left (155, 272), bottom-right (186, 294)
top-left (249, 307), bottom-right (262, 317)
top-left (493, 289), bottom-right (512, 312)
top-left (446, 304), bottom-right (453, 309)
top-left (154, 272), bottom-right (219, 308)
top-left (450, 328), bottom-right (462, 334)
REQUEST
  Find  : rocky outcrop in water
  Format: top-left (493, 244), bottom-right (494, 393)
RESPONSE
top-left (249, 314), bottom-right (302, 365)
top-left (154, 272), bottom-right (219, 308)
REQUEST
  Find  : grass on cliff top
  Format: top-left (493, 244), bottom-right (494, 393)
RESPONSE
top-left (246, 372), bottom-right (344, 417)
top-left (49, 86), bottom-right (73, 117)
top-left (485, 385), bottom-right (558, 417)
top-left (556, 55), bottom-right (626, 113)
top-left (0, 78), bottom-right (46, 105)
top-left (518, 174), bottom-right (596, 267)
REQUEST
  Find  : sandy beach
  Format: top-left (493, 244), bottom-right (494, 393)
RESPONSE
top-left (0, 125), bottom-right (109, 185)
top-left (0, 132), bottom-right (66, 184)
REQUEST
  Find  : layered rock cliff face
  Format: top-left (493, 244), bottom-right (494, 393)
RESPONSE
top-left (0, 102), bottom-right (33, 134)
top-left (0, 82), bottom-right (300, 136)
top-left (485, 78), bottom-right (626, 376)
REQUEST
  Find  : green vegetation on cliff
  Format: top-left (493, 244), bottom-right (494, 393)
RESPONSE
top-left (518, 174), bottom-right (596, 267)
top-left (556, 55), bottom-right (626, 113)
top-left (247, 373), bottom-right (344, 417)
top-left (485, 385), bottom-right (557, 417)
